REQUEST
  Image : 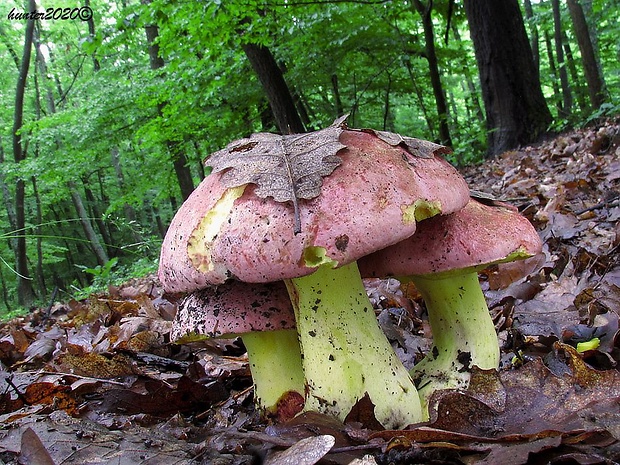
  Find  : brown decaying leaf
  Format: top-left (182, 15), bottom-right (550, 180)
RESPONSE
top-left (94, 375), bottom-right (229, 417)
top-left (263, 435), bottom-right (335, 465)
top-left (20, 427), bottom-right (56, 465)
top-left (373, 342), bottom-right (620, 448)
top-left (207, 116), bottom-right (346, 233)
top-left (344, 393), bottom-right (384, 431)
top-left (357, 127), bottom-right (451, 158)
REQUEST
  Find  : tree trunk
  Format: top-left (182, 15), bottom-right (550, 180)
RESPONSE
top-left (522, 0), bottom-right (540, 71)
top-left (49, 204), bottom-right (87, 288)
top-left (403, 57), bottom-right (435, 138)
top-left (451, 24), bottom-right (484, 123)
top-left (411, 0), bottom-right (452, 146)
top-left (151, 202), bottom-right (167, 239)
top-left (82, 179), bottom-right (114, 258)
top-left (242, 43), bottom-right (305, 134)
top-left (143, 18), bottom-right (195, 200)
top-left (331, 74), bottom-right (345, 117)
top-left (68, 181), bottom-right (109, 266)
top-left (382, 73), bottom-right (394, 131)
top-left (552, 0), bottom-right (572, 117)
top-left (31, 176), bottom-right (47, 298)
top-left (562, 31), bottom-right (588, 112)
top-left (110, 147), bottom-right (139, 224)
top-left (190, 141), bottom-right (206, 181)
top-left (84, 0), bottom-right (100, 71)
top-left (566, 0), bottom-right (608, 108)
top-left (544, 31), bottom-right (562, 114)
top-left (12, 0), bottom-right (36, 307)
top-left (0, 138), bottom-right (17, 235)
top-left (464, 0), bottom-right (552, 157)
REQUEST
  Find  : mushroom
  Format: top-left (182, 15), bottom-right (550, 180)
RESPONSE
top-left (172, 281), bottom-right (304, 420)
top-left (159, 129), bottom-right (471, 428)
top-left (358, 199), bottom-right (543, 413)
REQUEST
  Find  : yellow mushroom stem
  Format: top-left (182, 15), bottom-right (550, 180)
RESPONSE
top-left (408, 271), bottom-right (500, 413)
top-left (285, 258), bottom-right (424, 429)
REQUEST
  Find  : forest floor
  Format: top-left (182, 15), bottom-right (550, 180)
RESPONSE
top-left (1, 119), bottom-right (619, 465)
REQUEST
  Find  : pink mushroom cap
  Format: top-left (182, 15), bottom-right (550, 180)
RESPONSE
top-left (159, 130), bottom-right (470, 292)
top-left (172, 281), bottom-right (295, 342)
top-left (358, 199), bottom-right (543, 278)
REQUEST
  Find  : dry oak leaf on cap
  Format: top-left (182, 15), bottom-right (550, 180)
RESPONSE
top-left (207, 115), bottom-right (346, 234)
top-left (358, 126), bottom-right (451, 159)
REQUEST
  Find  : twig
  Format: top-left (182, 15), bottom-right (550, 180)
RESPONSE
top-left (4, 375), bottom-right (28, 403)
top-left (37, 371), bottom-right (129, 386)
top-left (45, 286), bottom-right (59, 318)
top-left (575, 198), bottom-right (620, 216)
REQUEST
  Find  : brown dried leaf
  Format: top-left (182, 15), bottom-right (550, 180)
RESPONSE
top-left (3, 412), bottom-right (197, 464)
top-left (344, 393), bottom-right (383, 430)
top-left (358, 128), bottom-right (451, 158)
top-left (23, 382), bottom-right (80, 416)
top-left (94, 376), bottom-right (228, 416)
top-left (55, 352), bottom-right (136, 378)
top-left (373, 344), bottom-right (620, 447)
top-left (20, 427), bottom-right (56, 465)
top-left (264, 435), bottom-right (335, 465)
top-left (474, 436), bottom-right (562, 465)
top-left (207, 116), bottom-right (346, 233)
top-left (22, 326), bottom-right (64, 364)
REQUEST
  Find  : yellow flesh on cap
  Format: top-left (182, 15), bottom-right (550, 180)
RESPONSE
top-left (188, 185), bottom-right (246, 273)
top-left (401, 199), bottom-right (442, 224)
top-left (303, 246), bottom-right (339, 269)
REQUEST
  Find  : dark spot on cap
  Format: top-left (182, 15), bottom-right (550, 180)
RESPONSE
top-left (335, 234), bottom-right (349, 252)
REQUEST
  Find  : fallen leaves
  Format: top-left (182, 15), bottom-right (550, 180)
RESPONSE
top-left (465, 119), bottom-right (620, 364)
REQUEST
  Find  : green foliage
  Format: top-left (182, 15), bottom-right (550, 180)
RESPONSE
top-left (582, 101), bottom-right (620, 126)
top-left (77, 257), bottom-right (119, 283)
top-left (72, 256), bottom-right (159, 300)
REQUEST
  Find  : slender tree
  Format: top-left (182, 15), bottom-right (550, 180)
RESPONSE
top-left (451, 24), bottom-right (484, 123)
top-left (34, 23), bottom-right (110, 271)
top-left (562, 31), bottom-right (588, 112)
top-left (552, 0), bottom-right (572, 117)
top-left (331, 74), bottom-right (345, 117)
top-left (463, 0), bottom-right (552, 157)
top-left (523, 0), bottom-right (540, 71)
top-left (544, 31), bottom-right (563, 114)
top-left (84, 0), bottom-right (100, 71)
top-left (411, 0), bottom-right (452, 146)
top-left (566, 0), bottom-right (608, 108)
top-left (143, 10), bottom-right (195, 200)
top-left (12, 0), bottom-right (37, 306)
top-left (68, 181), bottom-right (109, 266)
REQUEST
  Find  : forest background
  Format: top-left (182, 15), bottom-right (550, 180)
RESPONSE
top-left (0, 0), bottom-right (618, 316)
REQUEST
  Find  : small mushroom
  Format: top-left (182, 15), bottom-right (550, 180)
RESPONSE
top-left (359, 199), bottom-right (543, 414)
top-left (173, 281), bottom-right (304, 420)
top-left (159, 128), bottom-right (471, 428)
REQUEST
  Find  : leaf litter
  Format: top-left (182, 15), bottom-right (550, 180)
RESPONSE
top-left (1, 119), bottom-right (620, 464)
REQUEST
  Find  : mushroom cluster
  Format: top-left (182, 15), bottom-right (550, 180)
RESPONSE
top-left (158, 119), bottom-right (542, 427)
